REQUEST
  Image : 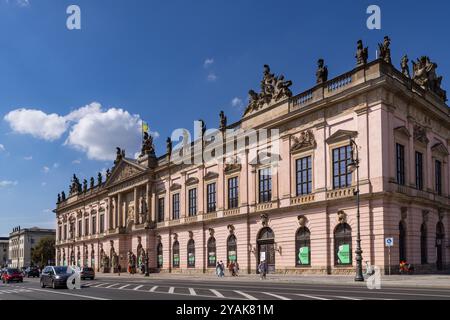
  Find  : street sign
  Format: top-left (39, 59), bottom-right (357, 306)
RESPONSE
top-left (385, 237), bottom-right (394, 247)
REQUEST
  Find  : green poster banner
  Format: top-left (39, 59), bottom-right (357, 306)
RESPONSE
top-left (173, 254), bottom-right (180, 264)
top-left (188, 253), bottom-right (195, 264)
top-left (298, 247), bottom-right (310, 265)
top-left (158, 255), bottom-right (163, 266)
top-left (208, 252), bottom-right (216, 264)
top-left (228, 250), bottom-right (237, 262)
top-left (337, 244), bottom-right (350, 264)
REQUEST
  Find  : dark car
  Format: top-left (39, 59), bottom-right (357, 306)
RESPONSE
top-left (25, 267), bottom-right (40, 278)
top-left (40, 266), bottom-right (74, 289)
top-left (80, 267), bottom-right (95, 280)
top-left (2, 268), bottom-right (24, 283)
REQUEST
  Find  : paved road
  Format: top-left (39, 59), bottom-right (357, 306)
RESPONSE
top-left (1, 277), bottom-right (450, 300)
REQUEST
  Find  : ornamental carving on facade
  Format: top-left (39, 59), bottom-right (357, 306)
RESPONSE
top-left (188, 231), bottom-right (194, 239)
top-left (401, 54), bottom-right (410, 78)
top-left (412, 56), bottom-right (447, 101)
top-left (355, 40), bottom-right (368, 66)
top-left (243, 64), bottom-right (293, 116)
top-left (260, 214), bottom-right (269, 227)
top-left (413, 125), bottom-right (429, 144)
top-left (316, 59), bottom-right (328, 84)
top-left (297, 215), bottom-right (308, 227)
top-left (186, 177), bottom-right (199, 186)
top-left (291, 130), bottom-right (316, 152)
top-left (337, 210), bottom-right (347, 224)
top-left (173, 233), bottom-right (178, 241)
top-left (204, 171), bottom-right (219, 181)
top-left (422, 210), bottom-right (429, 223)
top-left (69, 174), bottom-right (82, 196)
top-left (378, 36), bottom-right (391, 64)
top-left (224, 163), bottom-right (242, 174)
top-left (401, 207), bottom-right (408, 221)
top-left (227, 224), bottom-right (235, 234)
top-left (209, 228), bottom-right (215, 237)
top-left (113, 164), bottom-right (141, 184)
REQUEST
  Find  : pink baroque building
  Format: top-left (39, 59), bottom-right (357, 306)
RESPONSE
top-left (55, 40), bottom-right (449, 275)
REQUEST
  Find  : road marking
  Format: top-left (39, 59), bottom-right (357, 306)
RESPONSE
top-left (210, 289), bottom-right (224, 298)
top-left (295, 294), bottom-right (330, 300)
top-left (263, 292), bottom-right (291, 300)
top-left (24, 287), bottom-right (110, 300)
top-left (168, 287), bottom-right (175, 294)
top-left (334, 296), bottom-right (362, 300)
top-left (188, 288), bottom-right (196, 296)
top-left (149, 286), bottom-right (158, 292)
top-left (105, 283), bottom-right (120, 288)
top-left (133, 285), bottom-right (144, 291)
top-left (118, 284), bottom-right (131, 290)
top-left (234, 290), bottom-right (258, 300)
top-left (92, 283), bottom-right (110, 288)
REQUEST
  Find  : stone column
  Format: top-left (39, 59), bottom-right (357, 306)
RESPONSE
top-left (146, 182), bottom-right (151, 222)
top-left (198, 166), bottom-right (205, 214)
top-left (180, 173), bottom-right (187, 218)
top-left (134, 187), bottom-right (138, 222)
top-left (118, 193), bottom-right (122, 227)
top-left (151, 185), bottom-right (156, 222)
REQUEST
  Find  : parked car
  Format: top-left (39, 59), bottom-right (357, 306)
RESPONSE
top-left (2, 268), bottom-right (24, 283)
top-left (80, 267), bottom-right (95, 280)
top-left (25, 266), bottom-right (40, 278)
top-left (40, 266), bottom-right (74, 289)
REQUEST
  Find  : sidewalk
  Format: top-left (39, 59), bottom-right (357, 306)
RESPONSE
top-left (94, 272), bottom-right (450, 289)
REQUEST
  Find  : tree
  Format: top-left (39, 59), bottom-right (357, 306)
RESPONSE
top-left (31, 237), bottom-right (55, 268)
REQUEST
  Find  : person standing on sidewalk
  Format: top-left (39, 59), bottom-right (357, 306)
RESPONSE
top-left (258, 260), bottom-right (267, 280)
top-left (117, 264), bottom-right (121, 276)
top-left (234, 261), bottom-right (240, 276)
top-left (219, 260), bottom-right (225, 277)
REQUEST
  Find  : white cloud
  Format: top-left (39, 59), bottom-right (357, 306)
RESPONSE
top-left (41, 182), bottom-right (47, 187)
top-left (0, 180), bottom-right (18, 188)
top-left (4, 109), bottom-right (68, 141)
top-left (42, 166), bottom-right (50, 173)
top-left (4, 102), bottom-right (159, 162)
top-left (53, 163), bottom-right (60, 168)
top-left (207, 73), bottom-right (218, 82)
top-left (0, 144), bottom-right (5, 152)
top-left (231, 97), bottom-right (244, 109)
top-left (4, 0), bottom-right (30, 7)
top-left (72, 159), bottom-right (81, 164)
top-left (204, 58), bottom-right (214, 68)
top-left (65, 108), bottom-right (144, 161)
top-left (23, 156), bottom-right (33, 160)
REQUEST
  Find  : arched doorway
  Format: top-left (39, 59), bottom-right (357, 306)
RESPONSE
top-left (399, 221), bottom-right (407, 263)
top-left (157, 242), bottom-right (163, 268)
top-left (207, 237), bottom-right (216, 268)
top-left (172, 241), bottom-right (180, 269)
top-left (334, 223), bottom-right (352, 266)
top-left (296, 227), bottom-right (311, 266)
top-left (257, 227), bottom-right (275, 273)
top-left (227, 235), bottom-right (237, 265)
top-left (436, 222), bottom-right (445, 271)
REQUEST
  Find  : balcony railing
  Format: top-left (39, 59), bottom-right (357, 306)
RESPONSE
top-left (224, 208), bottom-right (240, 217)
top-left (326, 187), bottom-right (357, 200)
top-left (291, 194), bottom-right (315, 205)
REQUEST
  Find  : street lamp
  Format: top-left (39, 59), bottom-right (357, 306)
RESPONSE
top-left (347, 137), bottom-right (364, 282)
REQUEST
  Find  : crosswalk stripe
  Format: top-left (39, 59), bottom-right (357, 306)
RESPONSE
top-left (105, 284), bottom-right (120, 288)
top-left (263, 292), bottom-right (291, 300)
top-left (118, 284), bottom-right (130, 290)
top-left (234, 290), bottom-right (258, 300)
top-left (334, 296), bottom-right (362, 300)
top-left (295, 294), bottom-right (330, 300)
top-left (168, 287), bottom-right (175, 294)
top-left (189, 288), bottom-right (196, 296)
top-left (210, 289), bottom-right (224, 298)
top-left (133, 285), bottom-right (144, 291)
top-left (149, 286), bottom-right (158, 292)
top-left (92, 283), bottom-right (110, 288)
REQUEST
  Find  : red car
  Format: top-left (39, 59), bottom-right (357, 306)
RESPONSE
top-left (2, 268), bottom-right (24, 283)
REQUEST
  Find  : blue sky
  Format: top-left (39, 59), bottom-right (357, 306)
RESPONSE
top-left (0, 0), bottom-right (449, 236)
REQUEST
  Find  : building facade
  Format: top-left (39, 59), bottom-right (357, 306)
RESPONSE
top-left (8, 227), bottom-right (56, 268)
top-left (55, 41), bottom-right (449, 275)
top-left (0, 237), bottom-right (9, 268)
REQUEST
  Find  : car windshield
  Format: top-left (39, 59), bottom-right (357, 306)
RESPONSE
top-left (83, 268), bottom-right (93, 271)
top-left (7, 269), bottom-right (19, 274)
top-left (53, 267), bottom-right (69, 274)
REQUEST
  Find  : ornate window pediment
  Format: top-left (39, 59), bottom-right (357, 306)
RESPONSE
top-left (186, 177), bottom-right (199, 186)
top-left (431, 142), bottom-right (449, 156)
top-left (413, 125), bottom-right (429, 145)
top-left (224, 163), bottom-right (242, 174)
top-left (291, 130), bottom-right (316, 153)
top-left (170, 183), bottom-right (181, 191)
top-left (105, 160), bottom-right (146, 186)
top-left (326, 130), bottom-right (357, 145)
top-left (394, 126), bottom-right (411, 138)
top-left (204, 171), bottom-right (219, 181)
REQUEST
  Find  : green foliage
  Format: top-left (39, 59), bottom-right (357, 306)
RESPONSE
top-left (31, 237), bottom-right (55, 268)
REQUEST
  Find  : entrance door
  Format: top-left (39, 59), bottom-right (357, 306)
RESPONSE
top-left (257, 227), bottom-right (275, 273)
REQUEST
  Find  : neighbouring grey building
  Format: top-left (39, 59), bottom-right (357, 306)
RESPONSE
top-left (8, 226), bottom-right (56, 268)
top-left (0, 237), bottom-right (9, 268)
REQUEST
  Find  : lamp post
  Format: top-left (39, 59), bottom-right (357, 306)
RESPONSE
top-left (348, 137), bottom-right (364, 282)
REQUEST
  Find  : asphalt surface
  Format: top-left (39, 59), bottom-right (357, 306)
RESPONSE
top-left (1, 277), bottom-right (450, 300)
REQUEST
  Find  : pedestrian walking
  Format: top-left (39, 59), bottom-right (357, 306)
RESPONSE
top-left (219, 260), bottom-right (225, 277)
top-left (258, 260), bottom-right (267, 280)
top-left (234, 261), bottom-right (240, 276)
top-left (228, 261), bottom-right (235, 276)
top-left (215, 262), bottom-right (221, 277)
top-left (118, 264), bottom-right (121, 276)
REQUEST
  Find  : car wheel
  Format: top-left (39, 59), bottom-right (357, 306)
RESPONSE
top-left (40, 280), bottom-right (45, 288)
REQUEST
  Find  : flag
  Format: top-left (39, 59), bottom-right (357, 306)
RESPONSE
top-left (142, 121), bottom-right (149, 134)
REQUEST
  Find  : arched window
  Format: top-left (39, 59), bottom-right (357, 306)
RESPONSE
top-left (334, 223), bottom-right (352, 266)
top-left (420, 223), bottom-right (427, 265)
top-left (436, 222), bottom-right (445, 271)
top-left (399, 221), bottom-right (407, 262)
top-left (187, 239), bottom-right (195, 268)
top-left (227, 235), bottom-right (237, 264)
top-left (296, 227), bottom-right (311, 266)
top-left (207, 237), bottom-right (216, 267)
top-left (257, 227), bottom-right (276, 273)
top-left (91, 249), bottom-right (95, 269)
top-left (172, 241), bottom-right (180, 268)
top-left (157, 242), bottom-right (163, 268)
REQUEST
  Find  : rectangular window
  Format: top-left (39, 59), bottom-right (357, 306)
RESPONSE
top-left (84, 218), bottom-right (89, 236)
top-left (188, 188), bottom-right (197, 216)
top-left (100, 214), bottom-right (105, 233)
top-left (258, 167), bottom-right (272, 203)
top-left (396, 143), bottom-right (405, 185)
top-left (435, 160), bottom-right (442, 195)
top-left (172, 193), bottom-right (180, 220)
top-left (206, 183), bottom-right (216, 213)
top-left (58, 226), bottom-right (62, 241)
top-left (296, 156), bottom-right (312, 196)
top-left (228, 177), bottom-right (239, 209)
top-left (332, 145), bottom-right (352, 189)
top-left (415, 151), bottom-right (423, 190)
top-left (158, 197), bottom-right (165, 222)
top-left (91, 215), bottom-right (97, 235)
top-left (78, 220), bottom-right (82, 238)
top-left (64, 224), bottom-right (67, 240)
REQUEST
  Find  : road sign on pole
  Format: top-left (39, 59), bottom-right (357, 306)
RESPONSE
top-left (385, 237), bottom-right (394, 276)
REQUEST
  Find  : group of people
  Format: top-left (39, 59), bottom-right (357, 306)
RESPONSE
top-left (215, 260), bottom-right (240, 277)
